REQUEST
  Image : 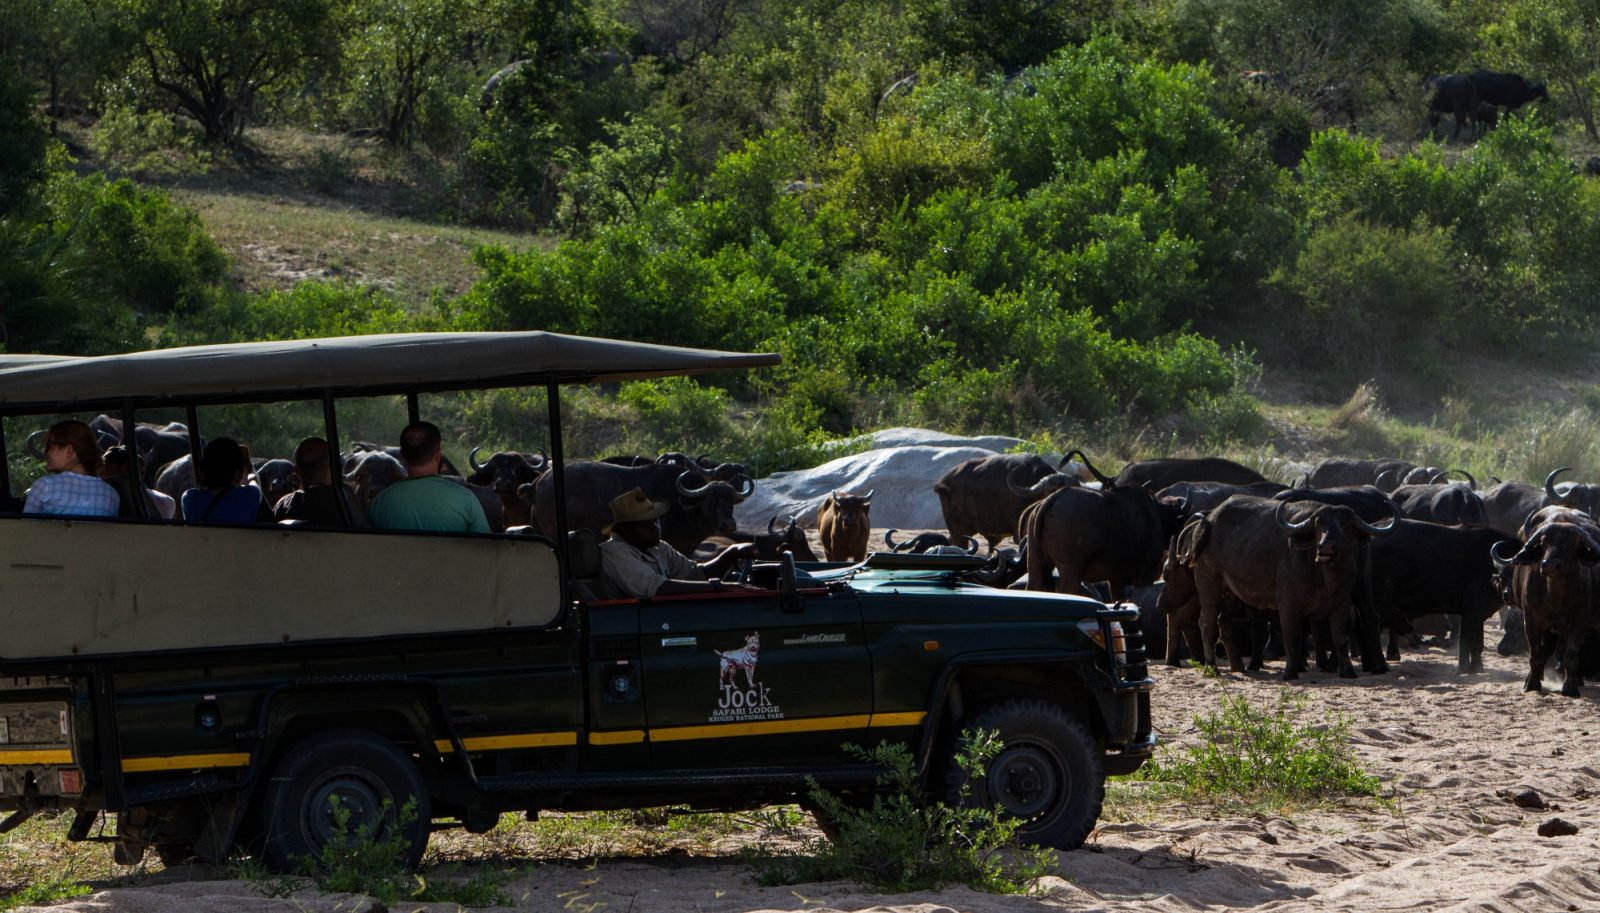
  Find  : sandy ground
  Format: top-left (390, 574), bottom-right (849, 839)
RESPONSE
top-left (20, 537), bottom-right (1600, 913)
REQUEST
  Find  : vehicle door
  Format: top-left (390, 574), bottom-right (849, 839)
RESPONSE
top-left (638, 588), bottom-right (870, 769)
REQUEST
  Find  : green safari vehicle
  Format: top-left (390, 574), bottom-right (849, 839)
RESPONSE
top-left (0, 332), bottom-right (1154, 867)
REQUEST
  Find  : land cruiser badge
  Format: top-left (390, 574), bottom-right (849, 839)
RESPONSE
top-left (711, 632), bottom-right (783, 722)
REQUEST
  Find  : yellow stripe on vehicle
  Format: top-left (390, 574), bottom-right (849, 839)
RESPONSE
top-left (588, 730), bottom-right (646, 746)
top-left (122, 752), bottom-right (250, 773)
top-left (433, 732), bottom-right (579, 753)
top-left (868, 711), bottom-right (927, 728)
top-left (0, 749), bottom-right (73, 765)
top-left (650, 714), bottom-right (873, 743)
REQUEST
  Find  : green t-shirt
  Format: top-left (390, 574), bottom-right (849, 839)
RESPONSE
top-left (369, 475), bottom-right (490, 533)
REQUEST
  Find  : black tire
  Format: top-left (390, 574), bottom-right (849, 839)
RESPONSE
top-left (942, 699), bottom-right (1103, 850)
top-left (154, 843), bottom-right (195, 867)
top-left (258, 729), bottom-right (431, 873)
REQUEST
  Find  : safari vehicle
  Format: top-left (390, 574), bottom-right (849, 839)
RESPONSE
top-left (0, 332), bottom-right (1154, 868)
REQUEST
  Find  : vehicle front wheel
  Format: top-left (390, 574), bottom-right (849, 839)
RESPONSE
top-left (258, 729), bottom-right (432, 872)
top-left (942, 698), bottom-right (1103, 850)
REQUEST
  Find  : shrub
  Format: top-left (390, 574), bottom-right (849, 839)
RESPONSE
top-left (164, 282), bottom-right (413, 346)
top-left (615, 377), bottom-right (732, 456)
top-left (87, 104), bottom-right (211, 177)
top-left (754, 734), bottom-right (1057, 894)
top-left (1145, 692), bottom-right (1384, 806)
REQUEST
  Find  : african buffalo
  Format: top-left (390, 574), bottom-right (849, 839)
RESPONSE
top-left (1368, 520), bottom-right (1509, 672)
top-left (1023, 480), bottom-right (1181, 600)
top-left (1156, 480), bottom-right (1288, 515)
top-left (1425, 74), bottom-right (1479, 141)
top-left (1111, 456), bottom-right (1267, 491)
top-left (1495, 512), bottom-right (1600, 695)
top-left (1304, 457), bottom-right (1414, 492)
top-left (1192, 495), bottom-right (1397, 679)
top-left (1483, 480), bottom-right (1546, 537)
top-left (1471, 70), bottom-right (1548, 113)
top-left (1542, 467), bottom-right (1600, 516)
top-left (754, 514), bottom-right (817, 561)
top-left (884, 529), bottom-right (979, 555)
top-left (466, 446), bottom-right (548, 527)
top-left (818, 490), bottom-right (874, 562)
top-left (344, 449), bottom-right (409, 506)
top-left (934, 452), bottom-right (1075, 549)
top-left (533, 460), bottom-right (755, 554)
top-left (1389, 478), bottom-right (1487, 526)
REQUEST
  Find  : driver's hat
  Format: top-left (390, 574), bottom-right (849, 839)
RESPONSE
top-left (605, 487), bottom-right (669, 534)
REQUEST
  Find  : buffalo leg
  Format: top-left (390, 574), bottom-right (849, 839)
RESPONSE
top-left (1165, 595), bottom-right (1201, 669)
top-left (1246, 607), bottom-right (1269, 672)
top-left (1278, 604), bottom-right (1305, 681)
top-left (1314, 618), bottom-right (1339, 673)
top-left (1385, 627), bottom-right (1402, 662)
top-left (1327, 610), bottom-right (1359, 679)
top-left (1559, 630), bottom-right (1589, 697)
top-left (1195, 571), bottom-right (1234, 672)
top-left (1459, 604), bottom-right (1486, 674)
top-left (1526, 624), bottom-right (1556, 693)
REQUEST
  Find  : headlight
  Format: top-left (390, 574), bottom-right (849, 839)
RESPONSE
top-left (1076, 619), bottom-right (1126, 663)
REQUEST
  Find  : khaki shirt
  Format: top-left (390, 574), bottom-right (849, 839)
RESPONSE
top-left (599, 537), bottom-right (703, 598)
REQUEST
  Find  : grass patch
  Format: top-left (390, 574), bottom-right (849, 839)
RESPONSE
top-left (173, 187), bottom-right (542, 309)
top-left (1140, 692), bottom-right (1385, 810)
top-left (0, 874), bottom-right (91, 911)
top-left (751, 735), bottom-right (1057, 895)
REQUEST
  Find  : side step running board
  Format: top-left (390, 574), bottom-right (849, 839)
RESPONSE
top-left (475, 764), bottom-right (882, 794)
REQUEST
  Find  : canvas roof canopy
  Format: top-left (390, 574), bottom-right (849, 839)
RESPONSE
top-left (0, 332), bottom-right (781, 414)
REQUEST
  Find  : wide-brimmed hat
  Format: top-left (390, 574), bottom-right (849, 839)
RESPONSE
top-left (605, 487), bottom-right (669, 534)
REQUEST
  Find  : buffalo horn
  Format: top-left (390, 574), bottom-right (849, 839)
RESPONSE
top-left (1545, 467), bottom-right (1572, 503)
top-left (733, 474), bottom-right (755, 499)
top-left (1352, 500), bottom-right (1402, 535)
top-left (1374, 468), bottom-right (1398, 491)
top-left (676, 470), bottom-right (711, 497)
top-left (1489, 539), bottom-right (1519, 568)
top-left (24, 430), bottom-right (46, 460)
top-left (526, 448), bottom-right (549, 470)
top-left (884, 528), bottom-right (903, 551)
top-left (963, 535), bottom-right (981, 555)
top-left (1275, 499), bottom-right (1313, 533)
top-left (768, 514), bottom-right (782, 536)
top-left (860, 489), bottom-right (874, 501)
top-left (468, 446), bottom-right (486, 472)
top-left (1061, 449), bottom-right (1112, 486)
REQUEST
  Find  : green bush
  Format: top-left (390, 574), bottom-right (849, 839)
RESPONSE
top-left (87, 103), bottom-right (211, 177)
top-left (1146, 692), bottom-right (1384, 806)
top-left (164, 282), bottom-right (414, 346)
top-left (615, 377), bottom-right (732, 456)
top-left (46, 173), bottom-right (229, 316)
top-left (754, 733), bottom-right (1057, 894)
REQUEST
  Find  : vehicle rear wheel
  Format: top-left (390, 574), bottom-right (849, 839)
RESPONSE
top-left (258, 729), bottom-right (431, 873)
top-left (942, 698), bottom-right (1103, 850)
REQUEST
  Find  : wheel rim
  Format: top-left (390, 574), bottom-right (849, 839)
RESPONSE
top-left (303, 767), bottom-right (395, 848)
top-left (985, 743), bottom-right (1065, 821)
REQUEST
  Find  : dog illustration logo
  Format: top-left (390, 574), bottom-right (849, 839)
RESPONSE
top-left (714, 631), bottom-right (760, 690)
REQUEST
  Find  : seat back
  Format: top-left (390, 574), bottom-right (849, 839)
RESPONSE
top-left (568, 527), bottom-right (604, 602)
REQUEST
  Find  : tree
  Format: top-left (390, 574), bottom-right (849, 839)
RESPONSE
top-left (337, 0), bottom-right (482, 147)
top-left (0, 0), bottom-right (121, 123)
top-left (113, 0), bottom-right (336, 143)
top-left (1482, 0), bottom-right (1600, 141)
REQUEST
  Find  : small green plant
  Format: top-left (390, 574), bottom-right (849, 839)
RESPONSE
top-left (226, 856), bottom-right (308, 898)
top-left (1145, 692), bottom-right (1385, 807)
top-left (0, 873), bottom-right (91, 911)
top-left (752, 734), bottom-right (1056, 894)
top-left (279, 797), bottom-right (509, 907)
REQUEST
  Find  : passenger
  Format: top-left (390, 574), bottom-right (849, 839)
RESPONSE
top-left (180, 438), bottom-right (272, 524)
top-left (598, 487), bottom-right (759, 599)
top-left (99, 446), bottom-right (176, 519)
top-left (369, 422), bottom-right (489, 533)
top-left (274, 437), bottom-right (367, 527)
top-left (22, 420), bottom-right (119, 517)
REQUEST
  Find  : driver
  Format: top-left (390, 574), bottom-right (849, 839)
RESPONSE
top-left (598, 487), bottom-right (760, 599)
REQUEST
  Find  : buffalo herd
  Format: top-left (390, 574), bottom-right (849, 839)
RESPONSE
top-left (38, 413), bottom-right (1599, 696)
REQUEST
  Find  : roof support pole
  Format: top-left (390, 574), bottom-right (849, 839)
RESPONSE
top-left (546, 378), bottom-right (569, 602)
top-left (185, 406), bottom-right (202, 493)
top-left (120, 398), bottom-right (149, 518)
top-left (0, 419), bottom-right (11, 509)
top-left (323, 391), bottom-right (353, 527)
top-left (406, 393), bottom-right (420, 426)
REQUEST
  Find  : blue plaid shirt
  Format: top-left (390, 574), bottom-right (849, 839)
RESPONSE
top-left (23, 472), bottom-right (121, 518)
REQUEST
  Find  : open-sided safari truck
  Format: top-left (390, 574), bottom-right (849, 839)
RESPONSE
top-left (0, 332), bottom-right (1153, 868)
